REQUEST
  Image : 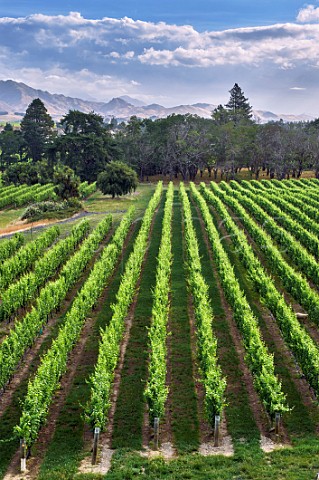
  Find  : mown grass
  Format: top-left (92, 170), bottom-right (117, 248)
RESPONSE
top-left (210, 204), bottom-right (318, 438)
top-left (111, 192), bottom-right (165, 450)
top-left (0, 186), bottom-right (155, 479)
top-left (0, 313), bottom-right (66, 478)
top-left (38, 221), bottom-right (141, 480)
top-left (3, 183), bottom-right (319, 480)
top-left (94, 440), bottom-right (319, 480)
top-left (169, 191), bottom-right (199, 454)
top-left (188, 193), bottom-right (261, 458)
top-left (0, 184), bottom-right (155, 236)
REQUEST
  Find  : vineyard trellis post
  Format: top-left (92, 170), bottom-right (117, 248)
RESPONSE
top-left (154, 417), bottom-right (159, 450)
top-left (20, 438), bottom-right (26, 472)
top-left (214, 415), bottom-right (220, 447)
top-left (275, 412), bottom-right (281, 437)
top-left (92, 427), bottom-right (100, 465)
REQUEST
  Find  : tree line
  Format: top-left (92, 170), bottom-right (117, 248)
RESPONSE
top-left (1, 84), bottom-right (319, 185)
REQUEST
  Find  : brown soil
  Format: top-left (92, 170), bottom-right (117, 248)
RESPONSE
top-left (80, 198), bottom-right (163, 472)
top-left (0, 219), bottom-right (55, 236)
top-left (191, 198), bottom-right (271, 440)
top-left (0, 227), bottom-right (115, 417)
top-left (224, 193), bottom-right (319, 344)
top-left (1, 226), bottom-right (134, 478)
top-left (3, 315), bottom-right (97, 480)
top-left (142, 286), bottom-right (175, 453)
top-left (219, 199), bottom-right (319, 409)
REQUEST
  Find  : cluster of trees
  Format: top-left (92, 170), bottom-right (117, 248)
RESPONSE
top-left (116, 85), bottom-right (319, 181)
top-left (1, 84), bottom-right (319, 186)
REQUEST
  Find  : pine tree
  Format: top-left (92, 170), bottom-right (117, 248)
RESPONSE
top-left (21, 98), bottom-right (54, 162)
top-left (225, 83), bottom-right (253, 124)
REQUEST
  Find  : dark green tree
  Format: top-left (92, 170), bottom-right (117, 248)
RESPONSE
top-left (56, 110), bottom-right (116, 182)
top-left (0, 124), bottom-right (26, 169)
top-left (2, 162), bottom-right (39, 185)
top-left (212, 104), bottom-right (231, 125)
top-left (53, 165), bottom-right (80, 199)
top-left (225, 83), bottom-right (253, 124)
top-left (97, 161), bottom-right (138, 198)
top-left (60, 110), bottom-right (105, 135)
top-left (20, 98), bottom-right (55, 162)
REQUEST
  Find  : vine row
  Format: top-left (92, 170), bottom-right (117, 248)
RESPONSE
top-left (85, 182), bottom-right (163, 430)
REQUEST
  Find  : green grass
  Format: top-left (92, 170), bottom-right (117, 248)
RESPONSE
top-left (3, 183), bottom-right (319, 479)
top-left (169, 191), bottom-right (199, 454)
top-left (0, 313), bottom-right (66, 478)
top-left (188, 193), bottom-right (261, 457)
top-left (206, 202), bottom-right (319, 439)
top-left (111, 192), bottom-right (165, 450)
top-left (0, 184), bottom-right (155, 235)
top-left (0, 207), bottom-right (25, 229)
top-left (38, 222), bottom-right (141, 480)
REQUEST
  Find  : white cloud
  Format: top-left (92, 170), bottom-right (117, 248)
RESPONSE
top-left (0, 12), bottom-right (319, 113)
top-left (297, 5), bottom-right (319, 23)
top-left (290, 86), bottom-right (306, 90)
top-left (0, 12), bottom-right (318, 72)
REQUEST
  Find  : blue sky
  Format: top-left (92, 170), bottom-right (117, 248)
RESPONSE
top-left (0, 1), bottom-right (319, 115)
top-left (0, 1), bottom-right (305, 29)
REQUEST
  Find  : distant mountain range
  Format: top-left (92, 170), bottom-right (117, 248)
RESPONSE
top-left (0, 79), bottom-right (316, 124)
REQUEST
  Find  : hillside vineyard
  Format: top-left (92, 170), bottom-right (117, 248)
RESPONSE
top-left (1, 179), bottom-right (319, 478)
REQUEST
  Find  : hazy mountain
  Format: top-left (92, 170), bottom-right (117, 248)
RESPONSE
top-left (0, 79), bottom-right (315, 124)
top-left (118, 95), bottom-right (146, 107)
top-left (252, 110), bottom-right (315, 123)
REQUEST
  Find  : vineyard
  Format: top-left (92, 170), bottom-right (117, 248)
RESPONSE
top-left (1, 178), bottom-right (319, 479)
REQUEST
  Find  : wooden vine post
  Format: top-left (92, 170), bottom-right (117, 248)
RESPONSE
top-left (154, 417), bottom-right (159, 450)
top-left (20, 438), bottom-right (27, 472)
top-left (92, 427), bottom-right (100, 465)
top-left (214, 415), bottom-right (220, 447)
top-left (275, 412), bottom-right (281, 437)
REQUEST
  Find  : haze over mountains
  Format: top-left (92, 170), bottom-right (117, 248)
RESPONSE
top-left (0, 80), bottom-right (315, 124)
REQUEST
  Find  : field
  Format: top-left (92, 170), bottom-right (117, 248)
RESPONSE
top-left (1, 178), bottom-right (319, 480)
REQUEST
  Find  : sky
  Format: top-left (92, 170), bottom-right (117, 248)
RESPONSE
top-left (0, 1), bottom-right (319, 115)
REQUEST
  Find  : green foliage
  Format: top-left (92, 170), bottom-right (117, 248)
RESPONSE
top-left (14, 211), bottom-right (133, 447)
top-left (78, 181), bottom-right (97, 198)
top-left (225, 83), bottom-right (253, 123)
top-left (144, 182), bottom-right (173, 422)
top-left (60, 110), bottom-right (105, 135)
top-left (53, 165), bottom-right (80, 199)
top-left (235, 180), bottom-right (319, 259)
top-left (217, 181), bottom-right (319, 325)
top-left (0, 183), bottom-right (57, 209)
top-left (203, 181), bottom-right (319, 399)
top-left (0, 220), bottom-right (89, 321)
top-left (21, 198), bottom-right (82, 221)
top-left (0, 215), bottom-right (113, 425)
top-left (0, 233), bottom-right (24, 262)
top-left (0, 126), bottom-right (25, 168)
top-left (97, 161), bottom-right (138, 198)
top-left (2, 162), bottom-right (39, 185)
top-left (0, 225), bottom-right (60, 292)
top-left (191, 183), bottom-right (288, 417)
top-left (180, 183), bottom-right (226, 423)
top-left (56, 110), bottom-right (115, 182)
top-left (20, 98), bottom-right (55, 162)
top-left (85, 182), bottom-right (163, 429)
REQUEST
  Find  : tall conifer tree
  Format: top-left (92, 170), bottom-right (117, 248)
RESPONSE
top-left (225, 83), bottom-right (253, 124)
top-left (21, 98), bottom-right (54, 162)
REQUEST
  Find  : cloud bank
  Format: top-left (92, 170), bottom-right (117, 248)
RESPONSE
top-left (0, 11), bottom-right (318, 114)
